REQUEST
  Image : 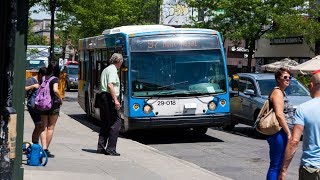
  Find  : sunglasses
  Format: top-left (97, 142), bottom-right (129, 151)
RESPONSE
top-left (282, 76), bottom-right (292, 80)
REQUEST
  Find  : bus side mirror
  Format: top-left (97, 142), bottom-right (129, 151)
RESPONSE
top-left (244, 89), bottom-right (255, 96)
top-left (230, 90), bottom-right (239, 97)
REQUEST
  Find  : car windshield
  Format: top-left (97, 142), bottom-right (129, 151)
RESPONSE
top-left (26, 60), bottom-right (46, 70)
top-left (257, 79), bottom-right (309, 96)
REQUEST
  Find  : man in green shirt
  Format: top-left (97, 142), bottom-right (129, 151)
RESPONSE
top-left (97, 53), bottom-right (123, 156)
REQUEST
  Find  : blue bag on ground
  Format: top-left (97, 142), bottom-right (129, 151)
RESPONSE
top-left (23, 142), bottom-right (48, 166)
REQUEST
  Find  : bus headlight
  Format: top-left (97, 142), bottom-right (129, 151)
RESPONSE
top-left (143, 104), bottom-right (153, 114)
top-left (208, 101), bottom-right (217, 111)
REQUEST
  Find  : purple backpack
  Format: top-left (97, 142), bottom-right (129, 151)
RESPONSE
top-left (34, 76), bottom-right (55, 111)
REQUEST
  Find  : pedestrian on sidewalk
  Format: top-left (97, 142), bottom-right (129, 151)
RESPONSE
top-left (266, 68), bottom-right (294, 180)
top-left (96, 53), bottom-right (123, 156)
top-left (39, 61), bottom-right (63, 157)
top-left (25, 67), bottom-right (47, 144)
top-left (279, 71), bottom-right (320, 180)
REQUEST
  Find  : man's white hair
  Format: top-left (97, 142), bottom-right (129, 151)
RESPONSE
top-left (109, 53), bottom-right (123, 64)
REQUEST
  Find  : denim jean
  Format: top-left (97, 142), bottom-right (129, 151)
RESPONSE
top-left (266, 129), bottom-right (288, 180)
top-left (299, 165), bottom-right (320, 180)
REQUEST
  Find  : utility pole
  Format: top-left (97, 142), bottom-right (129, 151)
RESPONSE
top-left (0, 0), bottom-right (28, 179)
top-left (0, 0), bottom-right (18, 179)
top-left (49, 0), bottom-right (57, 62)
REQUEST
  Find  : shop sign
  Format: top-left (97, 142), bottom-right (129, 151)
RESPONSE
top-left (270, 36), bottom-right (303, 45)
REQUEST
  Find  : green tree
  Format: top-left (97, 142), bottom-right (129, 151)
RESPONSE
top-left (57, 0), bottom-right (161, 37)
top-left (186, 0), bottom-right (306, 72)
top-left (31, 0), bottom-right (161, 50)
top-left (270, 1), bottom-right (320, 55)
top-left (27, 18), bottom-right (49, 45)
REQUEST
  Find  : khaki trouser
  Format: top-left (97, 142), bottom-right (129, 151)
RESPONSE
top-left (299, 165), bottom-right (320, 180)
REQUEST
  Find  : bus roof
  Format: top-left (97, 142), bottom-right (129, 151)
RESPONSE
top-left (79, 25), bottom-right (220, 50)
top-left (101, 25), bottom-right (218, 35)
top-left (102, 25), bottom-right (174, 35)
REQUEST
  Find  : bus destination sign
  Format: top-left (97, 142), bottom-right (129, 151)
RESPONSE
top-left (130, 34), bottom-right (220, 52)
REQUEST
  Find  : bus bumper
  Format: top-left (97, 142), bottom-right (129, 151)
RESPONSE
top-left (126, 113), bottom-right (231, 131)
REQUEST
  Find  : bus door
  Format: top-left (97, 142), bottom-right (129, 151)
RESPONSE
top-left (92, 50), bottom-right (102, 117)
top-left (88, 51), bottom-right (95, 116)
top-left (120, 55), bottom-right (128, 116)
top-left (115, 38), bottom-right (128, 117)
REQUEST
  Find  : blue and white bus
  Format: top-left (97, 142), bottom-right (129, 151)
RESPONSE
top-left (78, 25), bottom-right (230, 135)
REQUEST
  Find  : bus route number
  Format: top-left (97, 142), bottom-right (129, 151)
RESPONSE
top-left (157, 100), bottom-right (176, 106)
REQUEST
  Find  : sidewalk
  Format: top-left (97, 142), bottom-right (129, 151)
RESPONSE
top-left (23, 110), bottom-right (231, 180)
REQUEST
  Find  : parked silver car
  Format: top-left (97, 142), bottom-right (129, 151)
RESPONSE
top-left (226, 73), bottom-right (311, 131)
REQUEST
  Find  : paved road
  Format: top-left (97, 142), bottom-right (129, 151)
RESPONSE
top-left (62, 91), bottom-right (303, 180)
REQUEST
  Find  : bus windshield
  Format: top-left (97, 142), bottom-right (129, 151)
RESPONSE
top-left (131, 49), bottom-right (226, 97)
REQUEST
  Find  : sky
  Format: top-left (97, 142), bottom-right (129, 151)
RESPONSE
top-left (30, 5), bottom-right (51, 20)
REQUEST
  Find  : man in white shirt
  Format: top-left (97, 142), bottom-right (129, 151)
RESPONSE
top-left (97, 53), bottom-right (123, 156)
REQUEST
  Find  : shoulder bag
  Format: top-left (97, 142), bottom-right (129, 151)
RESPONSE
top-left (254, 90), bottom-right (282, 135)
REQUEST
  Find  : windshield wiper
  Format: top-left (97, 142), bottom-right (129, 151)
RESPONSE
top-left (157, 81), bottom-right (189, 90)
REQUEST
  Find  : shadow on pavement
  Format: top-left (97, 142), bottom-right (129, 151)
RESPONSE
top-left (67, 114), bottom-right (224, 145)
top-left (82, 149), bottom-right (98, 154)
top-left (214, 126), bottom-right (267, 140)
top-left (124, 129), bottom-right (224, 145)
top-left (68, 114), bottom-right (101, 133)
top-left (62, 96), bottom-right (78, 102)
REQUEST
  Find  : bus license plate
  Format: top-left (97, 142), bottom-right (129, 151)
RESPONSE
top-left (157, 100), bottom-right (176, 106)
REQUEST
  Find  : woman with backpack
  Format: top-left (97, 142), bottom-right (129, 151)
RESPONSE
top-left (38, 61), bottom-right (63, 158)
top-left (25, 67), bottom-right (47, 144)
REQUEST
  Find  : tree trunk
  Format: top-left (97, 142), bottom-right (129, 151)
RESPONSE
top-left (246, 40), bottom-right (255, 73)
top-left (316, 17), bottom-right (320, 56)
top-left (315, 40), bottom-right (320, 55)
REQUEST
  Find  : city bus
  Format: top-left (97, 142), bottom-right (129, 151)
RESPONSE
top-left (78, 25), bottom-right (230, 135)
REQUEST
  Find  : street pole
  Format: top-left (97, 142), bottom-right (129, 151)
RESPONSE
top-left (0, 0), bottom-right (17, 179)
top-left (12, 0), bottom-right (29, 179)
top-left (49, 0), bottom-right (56, 62)
top-left (0, 0), bottom-right (27, 179)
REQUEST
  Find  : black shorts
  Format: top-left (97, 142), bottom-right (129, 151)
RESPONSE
top-left (39, 107), bottom-right (60, 116)
top-left (27, 106), bottom-right (42, 125)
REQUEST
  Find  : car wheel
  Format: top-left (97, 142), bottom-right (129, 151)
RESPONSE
top-left (191, 127), bottom-right (208, 136)
top-left (222, 115), bottom-right (236, 131)
top-left (65, 82), bottom-right (70, 91)
top-left (223, 123), bottom-right (236, 131)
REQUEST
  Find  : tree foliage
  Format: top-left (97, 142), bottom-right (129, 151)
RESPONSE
top-left (270, 1), bottom-right (320, 55)
top-left (29, 0), bottom-right (161, 49)
top-left (27, 18), bottom-right (49, 45)
top-left (186, 0), bottom-right (316, 72)
top-left (60, 0), bottom-right (159, 36)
